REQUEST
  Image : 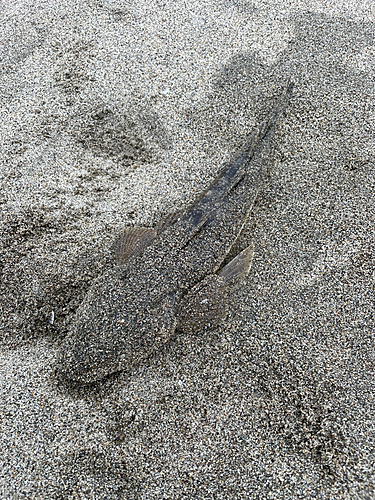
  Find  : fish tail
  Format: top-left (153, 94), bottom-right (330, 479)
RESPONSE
top-left (176, 80), bottom-right (293, 234)
top-left (242, 79), bottom-right (294, 156)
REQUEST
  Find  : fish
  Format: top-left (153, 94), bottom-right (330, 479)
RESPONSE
top-left (56, 81), bottom-right (293, 383)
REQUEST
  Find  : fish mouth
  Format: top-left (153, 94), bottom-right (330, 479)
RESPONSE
top-left (55, 357), bottom-right (98, 384)
top-left (55, 339), bottom-right (119, 384)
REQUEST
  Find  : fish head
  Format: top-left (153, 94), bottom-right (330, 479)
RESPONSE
top-left (56, 290), bottom-right (177, 383)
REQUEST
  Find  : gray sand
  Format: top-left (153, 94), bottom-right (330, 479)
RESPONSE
top-left (1, 0), bottom-right (375, 498)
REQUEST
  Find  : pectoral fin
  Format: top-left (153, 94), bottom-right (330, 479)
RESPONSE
top-left (219, 243), bottom-right (254, 285)
top-left (112, 227), bottom-right (157, 265)
top-left (177, 275), bottom-right (228, 331)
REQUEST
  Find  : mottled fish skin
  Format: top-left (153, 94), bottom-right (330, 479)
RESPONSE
top-left (57, 82), bottom-right (293, 383)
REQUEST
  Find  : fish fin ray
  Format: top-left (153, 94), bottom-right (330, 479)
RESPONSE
top-left (112, 227), bottom-right (157, 265)
top-left (219, 243), bottom-right (254, 285)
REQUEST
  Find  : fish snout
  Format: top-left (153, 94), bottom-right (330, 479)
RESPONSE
top-left (55, 336), bottom-right (120, 383)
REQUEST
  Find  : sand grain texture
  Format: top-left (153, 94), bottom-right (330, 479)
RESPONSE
top-left (1, 0), bottom-right (375, 498)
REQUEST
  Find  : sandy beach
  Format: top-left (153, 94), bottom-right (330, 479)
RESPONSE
top-left (1, 0), bottom-right (375, 498)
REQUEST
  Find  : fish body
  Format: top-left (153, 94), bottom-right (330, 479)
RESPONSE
top-left (57, 82), bottom-right (293, 383)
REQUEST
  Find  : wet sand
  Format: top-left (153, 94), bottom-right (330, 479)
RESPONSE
top-left (1, 0), bottom-right (375, 498)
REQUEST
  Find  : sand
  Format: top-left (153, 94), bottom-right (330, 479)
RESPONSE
top-left (1, 0), bottom-right (375, 498)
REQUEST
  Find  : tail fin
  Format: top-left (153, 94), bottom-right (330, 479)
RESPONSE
top-left (216, 78), bottom-right (294, 189)
top-left (167, 80), bottom-right (293, 236)
top-left (243, 79), bottom-right (294, 153)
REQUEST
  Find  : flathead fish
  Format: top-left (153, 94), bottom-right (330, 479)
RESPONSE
top-left (57, 82), bottom-right (293, 383)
